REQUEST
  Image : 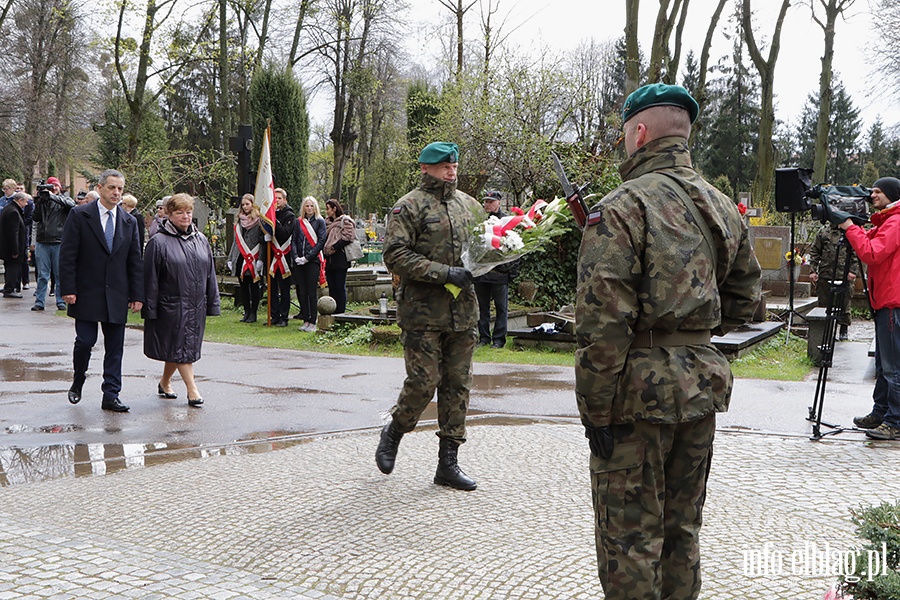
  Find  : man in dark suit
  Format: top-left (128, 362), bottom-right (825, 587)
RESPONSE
top-left (1, 192), bottom-right (29, 298)
top-left (59, 169), bottom-right (145, 412)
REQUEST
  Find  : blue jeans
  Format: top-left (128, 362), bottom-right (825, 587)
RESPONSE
top-left (34, 242), bottom-right (63, 309)
top-left (871, 308), bottom-right (900, 428)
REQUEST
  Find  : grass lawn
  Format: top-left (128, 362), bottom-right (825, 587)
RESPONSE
top-left (729, 332), bottom-right (814, 381)
top-left (129, 304), bottom-right (815, 379)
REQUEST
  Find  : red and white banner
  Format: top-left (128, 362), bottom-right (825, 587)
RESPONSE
top-left (254, 127), bottom-right (276, 235)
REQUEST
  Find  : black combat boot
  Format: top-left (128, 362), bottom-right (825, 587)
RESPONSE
top-left (839, 324), bottom-right (848, 341)
top-left (375, 420), bottom-right (403, 474)
top-left (434, 438), bottom-right (477, 491)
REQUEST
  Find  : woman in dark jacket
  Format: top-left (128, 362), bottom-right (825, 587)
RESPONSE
top-left (226, 194), bottom-right (265, 323)
top-left (143, 193), bottom-right (220, 406)
top-left (292, 196), bottom-right (326, 332)
top-left (322, 199), bottom-right (356, 314)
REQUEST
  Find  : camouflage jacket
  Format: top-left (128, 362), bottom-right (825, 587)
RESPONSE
top-left (575, 136), bottom-right (761, 427)
top-left (383, 173), bottom-right (482, 331)
top-left (808, 224), bottom-right (860, 281)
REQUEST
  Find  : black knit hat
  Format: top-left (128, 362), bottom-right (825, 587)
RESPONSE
top-left (873, 177), bottom-right (900, 203)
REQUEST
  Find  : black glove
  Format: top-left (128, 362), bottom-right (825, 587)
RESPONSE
top-left (826, 206), bottom-right (867, 227)
top-left (446, 267), bottom-right (473, 289)
top-left (826, 207), bottom-right (852, 227)
top-left (584, 425), bottom-right (614, 459)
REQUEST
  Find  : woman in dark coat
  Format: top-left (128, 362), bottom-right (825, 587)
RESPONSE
top-left (143, 193), bottom-right (220, 406)
top-left (292, 196), bottom-right (326, 332)
top-left (322, 199), bottom-right (356, 314)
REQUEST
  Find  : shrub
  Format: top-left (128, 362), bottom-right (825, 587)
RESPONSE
top-left (841, 501), bottom-right (900, 598)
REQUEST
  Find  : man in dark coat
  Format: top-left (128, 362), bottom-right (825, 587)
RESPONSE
top-left (474, 190), bottom-right (518, 348)
top-left (1, 192), bottom-right (29, 298)
top-left (59, 169), bottom-right (145, 412)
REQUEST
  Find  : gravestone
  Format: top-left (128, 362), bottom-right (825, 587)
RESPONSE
top-left (193, 197), bottom-right (211, 234)
top-left (749, 225), bottom-right (810, 298)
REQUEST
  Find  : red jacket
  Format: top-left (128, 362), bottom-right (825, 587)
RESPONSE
top-left (845, 203), bottom-right (900, 309)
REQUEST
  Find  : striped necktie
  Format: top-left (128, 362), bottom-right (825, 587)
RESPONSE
top-left (104, 211), bottom-right (114, 251)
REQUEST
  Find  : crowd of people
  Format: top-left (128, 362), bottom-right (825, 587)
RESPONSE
top-left (2, 172), bottom-right (220, 411)
top-left (6, 84), bottom-right (900, 599)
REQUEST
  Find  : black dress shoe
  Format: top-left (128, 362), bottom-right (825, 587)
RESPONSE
top-left (101, 398), bottom-right (130, 412)
top-left (239, 314), bottom-right (249, 322)
top-left (274, 320), bottom-right (288, 327)
top-left (187, 396), bottom-right (204, 407)
top-left (157, 383), bottom-right (177, 399)
top-left (67, 387), bottom-right (82, 404)
top-left (245, 314), bottom-right (257, 323)
top-left (31, 305), bottom-right (44, 311)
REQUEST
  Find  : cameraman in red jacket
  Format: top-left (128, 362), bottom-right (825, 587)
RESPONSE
top-left (834, 177), bottom-right (900, 440)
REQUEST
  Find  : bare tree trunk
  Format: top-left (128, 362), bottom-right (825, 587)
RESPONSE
top-left (742, 0), bottom-right (791, 209)
top-left (254, 0), bottom-right (273, 70)
top-left (330, 1), bottom-right (355, 201)
top-left (217, 0), bottom-right (230, 149)
top-left (624, 0), bottom-right (640, 96)
top-left (117, 0), bottom-right (157, 162)
top-left (688, 0), bottom-right (728, 147)
top-left (665, 0), bottom-right (690, 84)
top-left (114, 0), bottom-right (214, 162)
top-left (812, 0), bottom-right (856, 183)
top-left (438, 0), bottom-right (476, 77)
top-left (647, 0), bottom-right (687, 83)
top-left (287, 0), bottom-right (314, 69)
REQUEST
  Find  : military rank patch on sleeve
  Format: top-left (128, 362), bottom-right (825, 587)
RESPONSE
top-left (587, 211), bottom-right (604, 226)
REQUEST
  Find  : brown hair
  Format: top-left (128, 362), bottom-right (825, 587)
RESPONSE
top-left (325, 198), bottom-right (344, 218)
top-left (165, 193), bottom-right (195, 215)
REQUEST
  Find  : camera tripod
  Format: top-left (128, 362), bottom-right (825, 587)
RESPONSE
top-left (807, 231), bottom-right (868, 440)
top-left (783, 212), bottom-right (807, 341)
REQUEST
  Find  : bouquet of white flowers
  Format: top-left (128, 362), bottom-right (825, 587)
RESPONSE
top-left (446, 197), bottom-right (574, 297)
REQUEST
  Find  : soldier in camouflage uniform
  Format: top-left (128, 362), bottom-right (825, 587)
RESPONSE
top-left (375, 141), bottom-right (482, 491)
top-left (575, 84), bottom-right (761, 599)
top-left (808, 223), bottom-right (860, 340)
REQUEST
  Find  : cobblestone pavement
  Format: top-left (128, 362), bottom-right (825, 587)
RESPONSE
top-left (3, 421), bottom-right (900, 599)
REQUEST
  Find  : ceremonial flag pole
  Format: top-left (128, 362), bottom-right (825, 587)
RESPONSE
top-left (253, 121), bottom-right (276, 326)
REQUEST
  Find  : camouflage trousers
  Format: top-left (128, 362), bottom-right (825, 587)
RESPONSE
top-left (589, 413), bottom-right (715, 600)
top-left (816, 281), bottom-right (852, 327)
top-left (390, 328), bottom-right (477, 442)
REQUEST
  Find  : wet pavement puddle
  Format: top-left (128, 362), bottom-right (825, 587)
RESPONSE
top-left (0, 357), bottom-right (72, 382)
top-left (0, 415), bottom-right (566, 487)
top-left (0, 434), bottom-right (316, 487)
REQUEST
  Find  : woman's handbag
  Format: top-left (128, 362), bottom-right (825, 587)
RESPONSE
top-left (344, 239), bottom-right (365, 262)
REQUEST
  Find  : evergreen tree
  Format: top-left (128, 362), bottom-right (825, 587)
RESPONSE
top-left (695, 26), bottom-right (760, 196)
top-left (94, 94), bottom-right (168, 169)
top-left (795, 81), bottom-right (861, 184)
top-left (861, 118), bottom-right (899, 179)
top-left (249, 65), bottom-right (309, 208)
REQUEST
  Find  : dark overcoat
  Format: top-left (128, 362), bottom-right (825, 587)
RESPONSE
top-left (58, 200), bottom-right (145, 324)
top-left (142, 220), bottom-right (220, 363)
top-left (0, 201), bottom-right (26, 261)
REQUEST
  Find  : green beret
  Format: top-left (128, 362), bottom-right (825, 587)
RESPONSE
top-left (418, 142), bottom-right (459, 165)
top-left (622, 83), bottom-right (699, 124)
